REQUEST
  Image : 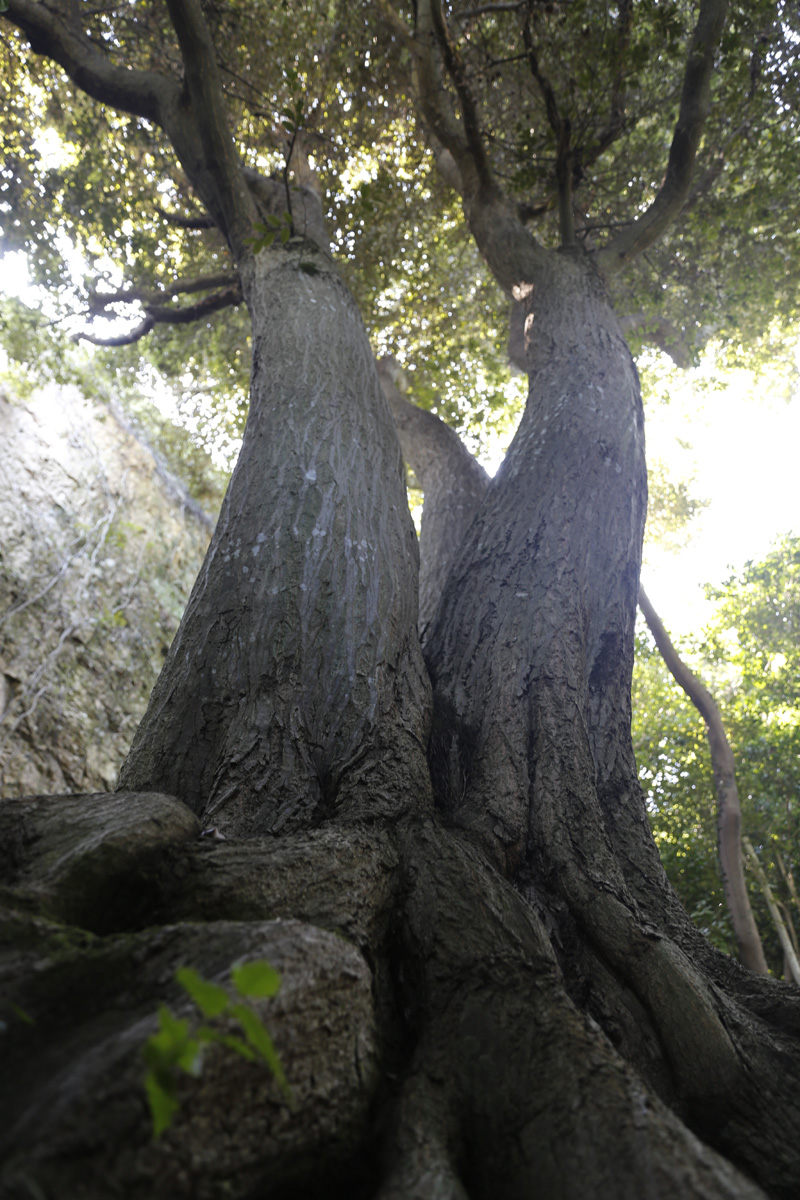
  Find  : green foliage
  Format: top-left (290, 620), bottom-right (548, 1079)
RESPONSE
top-left (4, 0), bottom-right (797, 465)
top-left (143, 960), bottom-right (290, 1138)
top-left (249, 211), bottom-right (293, 252)
top-left (634, 536), bottom-right (800, 973)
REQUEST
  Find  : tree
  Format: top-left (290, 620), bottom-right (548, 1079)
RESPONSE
top-left (635, 538), bottom-right (800, 980)
top-left (638, 584), bottom-right (769, 975)
top-left (1, 3), bottom-right (800, 1199)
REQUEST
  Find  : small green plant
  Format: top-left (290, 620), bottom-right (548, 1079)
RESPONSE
top-left (248, 210), bottom-right (294, 252)
top-left (143, 960), bottom-right (290, 1136)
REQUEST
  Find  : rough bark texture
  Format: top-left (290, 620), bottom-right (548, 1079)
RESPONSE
top-left (5, 244), bottom-right (800, 1200)
top-left (120, 248), bottom-right (432, 835)
top-left (3, 0), bottom-right (800, 1196)
top-left (377, 357), bottom-right (489, 634)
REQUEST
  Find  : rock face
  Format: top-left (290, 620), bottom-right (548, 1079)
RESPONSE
top-left (0, 382), bottom-right (215, 795)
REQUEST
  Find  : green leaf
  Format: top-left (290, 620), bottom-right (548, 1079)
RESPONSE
top-left (217, 1032), bottom-right (259, 1062)
top-left (230, 1002), bottom-right (291, 1102)
top-left (143, 1008), bottom-right (202, 1075)
top-left (193, 1024), bottom-right (258, 1062)
top-left (231, 960), bottom-right (282, 998)
top-left (176, 966), bottom-right (231, 1018)
top-left (144, 1070), bottom-right (180, 1138)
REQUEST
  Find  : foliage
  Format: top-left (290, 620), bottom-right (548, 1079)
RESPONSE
top-left (143, 960), bottom-right (289, 1138)
top-left (634, 536), bottom-right (800, 973)
top-left (2, 1), bottom-right (799, 463)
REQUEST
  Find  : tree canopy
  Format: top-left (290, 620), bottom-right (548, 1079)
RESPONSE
top-left (2, 1), bottom-right (799, 447)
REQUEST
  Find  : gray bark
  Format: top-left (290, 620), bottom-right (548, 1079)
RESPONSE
top-left (3, 250), bottom-right (799, 1200)
top-left (377, 358), bottom-right (489, 634)
top-left (119, 247), bottom-right (432, 835)
top-left (3, 1), bottom-right (800, 1193)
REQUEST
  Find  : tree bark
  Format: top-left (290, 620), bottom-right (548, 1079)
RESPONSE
top-left (377, 357), bottom-right (489, 634)
top-left (119, 247), bottom-right (432, 834)
top-left (3, 1), bottom-right (800, 1196)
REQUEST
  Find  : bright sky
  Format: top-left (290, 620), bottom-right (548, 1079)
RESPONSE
top-left (641, 355), bottom-right (800, 637)
top-left (3, 251), bottom-right (798, 642)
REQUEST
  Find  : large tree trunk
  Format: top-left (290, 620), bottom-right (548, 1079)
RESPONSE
top-left (118, 246), bottom-right (432, 834)
top-left (3, 250), bottom-right (800, 1200)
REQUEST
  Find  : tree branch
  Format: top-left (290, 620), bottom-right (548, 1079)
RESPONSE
top-left (385, 0), bottom-right (546, 293)
top-left (743, 838), bottom-right (800, 985)
top-left (381, 0), bottom-right (487, 201)
top-left (522, 14), bottom-right (573, 246)
top-left (163, 0), bottom-right (257, 262)
top-left (582, 0), bottom-right (633, 169)
top-left (77, 317), bottom-right (156, 347)
top-left (78, 282), bottom-right (243, 346)
top-left (597, 0), bottom-right (729, 276)
top-left (87, 271), bottom-right (240, 313)
top-left (638, 584), bottom-right (768, 975)
top-left (1, 0), bottom-right (177, 123)
top-left (0, 0), bottom-right (248, 251)
top-left (618, 312), bottom-right (694, 369)
top-left (426, 0), bottom-right (494, 193)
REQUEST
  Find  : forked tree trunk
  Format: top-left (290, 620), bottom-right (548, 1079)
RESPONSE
top-left (4, 249), bottom-right (800, 1200)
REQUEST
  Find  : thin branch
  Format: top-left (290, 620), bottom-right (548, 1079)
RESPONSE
top-left (381, 0), bottom-right (548, 291)
top-left (743, 838), bottom-right (800, 984)
top-left (78, 283), bottom-right (243, 346)
top-left (775, 896), bottom-right (800, 961)
top-left (87, 271), bottom-right (239, 312)
top-left (597, 0), bottom-right (729, 276)
top-left (638, 584), bottom-right (769, 975)
top-left (0, 0), bottom-right (235, 243)
top-left (78, 317), bottom-right (156, 347)
top-left (522, 14), bottom-right (573, 245)
top-left (427, 0), bottom-right (494, 192)
top-left (776, 849), bottom-right (800, 915)
top-left (381, 0), bottom-right (486, 199)
top-left (581, 0), bottom-right (633, 168)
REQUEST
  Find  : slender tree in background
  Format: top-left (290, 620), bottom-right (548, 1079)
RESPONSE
top-left (638, 585), bottom-right (768, 975)
top-left (635, 536), bottom-right (800, 980)
top-left (1, 2), bottom-right (800, 1198)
